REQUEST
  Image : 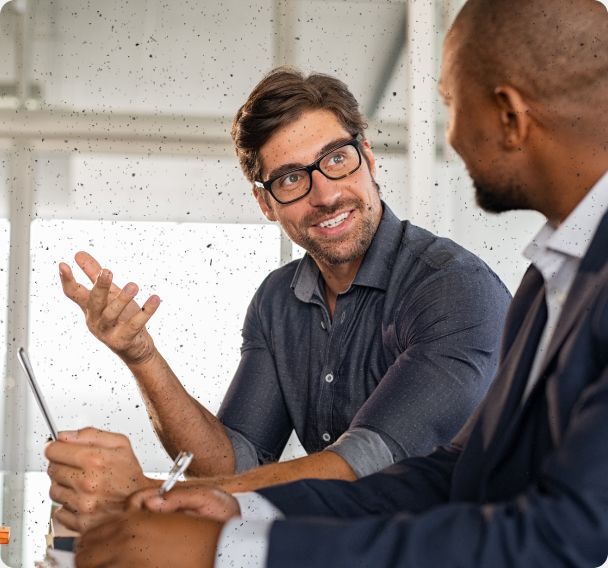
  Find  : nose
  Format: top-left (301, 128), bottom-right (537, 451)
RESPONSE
top-left (307, 169), bottom-right (342, 207)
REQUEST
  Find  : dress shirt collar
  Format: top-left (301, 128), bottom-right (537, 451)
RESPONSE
top-left (524, 170), bottom-right (608, 265)
top-left (291, 202), bottom-right (403, 302)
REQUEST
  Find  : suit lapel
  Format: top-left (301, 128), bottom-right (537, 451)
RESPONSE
top-left (534, 213), bottom-right (608, 381)
top-left (524, 212), bottom-right (608, 443)
top-left (478, 266), bottom-right (547, 454)
top-left (492, 211), bottom-right (608, 455)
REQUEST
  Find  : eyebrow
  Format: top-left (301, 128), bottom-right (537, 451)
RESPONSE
top-left (265, 136), bottom-right (354, 181)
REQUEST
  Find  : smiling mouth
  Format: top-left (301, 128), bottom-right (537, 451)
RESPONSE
top-left (317, 211), bottom-right (351, 229)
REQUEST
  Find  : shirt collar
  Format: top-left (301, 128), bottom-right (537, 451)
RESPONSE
top-left (291, 202), bottom-right (403, 302)
top-left (524, 170), bottom-right (608, 264)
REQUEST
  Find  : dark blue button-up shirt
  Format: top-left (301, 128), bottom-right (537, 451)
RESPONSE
top-left (218, 204), bottom-right (511, 477)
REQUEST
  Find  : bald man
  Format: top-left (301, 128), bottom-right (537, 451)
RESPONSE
top-left (74, 1), bottom-right (608, 566)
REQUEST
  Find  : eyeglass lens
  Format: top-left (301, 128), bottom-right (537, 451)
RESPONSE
top-left (271, 143), bottom-right (360, 203)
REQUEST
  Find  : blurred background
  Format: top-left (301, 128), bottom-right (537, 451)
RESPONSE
top-left (0, 0), bottom-right (544, 564)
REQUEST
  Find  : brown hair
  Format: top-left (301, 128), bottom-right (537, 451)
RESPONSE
top-left (231, 66), bottom-right (368, 184)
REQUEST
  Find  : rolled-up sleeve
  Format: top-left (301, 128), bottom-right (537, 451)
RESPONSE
top-left (325, 427), bottom-right (395, 478)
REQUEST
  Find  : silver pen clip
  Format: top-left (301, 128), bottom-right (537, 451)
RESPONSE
top-left (159, 450), bottom-right (194, 495)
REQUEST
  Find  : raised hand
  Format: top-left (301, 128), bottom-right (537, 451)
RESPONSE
top-left (128, 482), bottom-right (241, 523)
top-left (46, 427), bottom-right (160, 532)
top-left (59, 251), bottom-right (161, 365)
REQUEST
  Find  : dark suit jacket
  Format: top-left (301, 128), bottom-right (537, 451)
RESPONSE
top-left (259, 211), bottom-right (608, 568)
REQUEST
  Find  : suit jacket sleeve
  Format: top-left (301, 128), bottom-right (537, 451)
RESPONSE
top-left (261, 320), bottom-right (608, 567)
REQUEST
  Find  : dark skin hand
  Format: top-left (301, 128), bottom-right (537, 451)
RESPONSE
top-left (75, 510), bottom-right (222, 568)
top-left (128, 483), bottom-right (241, 522)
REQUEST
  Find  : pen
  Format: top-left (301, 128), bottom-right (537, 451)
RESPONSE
top-left (159, 450), bottom-right (194, 495)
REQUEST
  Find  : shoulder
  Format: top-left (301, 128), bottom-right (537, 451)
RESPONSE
top-left (394, 221), bottom-right (511, 300)
top-left (247, 258), bottom-right (302, 311)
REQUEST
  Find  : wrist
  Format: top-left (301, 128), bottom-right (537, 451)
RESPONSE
top-left (121, 343), bottom-right (161, 368)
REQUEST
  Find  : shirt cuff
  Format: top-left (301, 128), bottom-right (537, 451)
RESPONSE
top-left (324, 426), bottom-right (397, 478)
top-left (215, 518), bottom-right (273, 568)
top-left (234, 492), bottom-right (285, 521)
top-left (222, 425), bottom-right (261, 473)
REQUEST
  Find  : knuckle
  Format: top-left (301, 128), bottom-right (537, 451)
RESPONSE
top-left (80, 497), bottom-right (98, 514)
top-left (85, 453), bottom-right (104, 471)
top-left (127, 318), bottom-right (143, 332)
top-left (48, 485), bottom-right (61, 502)
top-left (79, 426), bottom-right (99, 438)
top-left (80, 475), bottom-right (100, 495)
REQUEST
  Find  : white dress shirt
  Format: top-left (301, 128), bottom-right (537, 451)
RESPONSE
top-left (522, 171), bottom-right (608, 400)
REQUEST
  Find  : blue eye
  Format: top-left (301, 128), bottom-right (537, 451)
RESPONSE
top-left (278, 170), bottom-right (306, 189)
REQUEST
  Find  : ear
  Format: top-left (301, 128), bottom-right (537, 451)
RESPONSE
top-left (360, 138), bottom-right (377, 178)
top-left (253, 186), bottom-right (278, 222)
top-left (493, 85), bottom-right (532, 150)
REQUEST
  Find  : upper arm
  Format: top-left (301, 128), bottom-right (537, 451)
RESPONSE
top-left (218, 291), bottom-right (293, 468)
top-left (351, 265), bottom-right (510, 460)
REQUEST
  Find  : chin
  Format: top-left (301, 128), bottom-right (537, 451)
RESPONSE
top-left (309, 239), bottom-right (368, 266)
top-left (474, 179), bottom-right (531, 214)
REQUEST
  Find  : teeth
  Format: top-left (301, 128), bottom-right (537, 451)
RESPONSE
top-left (319, 212), bottom-right (349, 229)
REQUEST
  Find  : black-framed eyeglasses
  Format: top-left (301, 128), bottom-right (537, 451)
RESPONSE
top-left (254, 138), bottom-right (363, 205)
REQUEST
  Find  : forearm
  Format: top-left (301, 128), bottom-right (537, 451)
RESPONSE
top-left (127, 349), bottom-right (236, 476)
top-left (217, 450), bottom-right (356, 493)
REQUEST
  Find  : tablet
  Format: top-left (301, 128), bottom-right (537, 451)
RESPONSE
top-left (17, 347), bottom-right (59, 441)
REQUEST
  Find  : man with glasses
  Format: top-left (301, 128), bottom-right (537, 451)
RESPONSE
top-left (46, 67), bottom-right (511, 532)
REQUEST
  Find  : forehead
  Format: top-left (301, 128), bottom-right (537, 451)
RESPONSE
top-left (259, 108), bottom-right (351, 176)
top-left (439, 32), bottom-right (461, 94)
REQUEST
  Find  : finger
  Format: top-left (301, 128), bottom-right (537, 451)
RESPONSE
top-left (100, 282), bottom-right (139, 325)
top-left (75, 251), bottom-right (103, 285)
top-left (47, 458), bottom-right (81, 483)
top-left (46, 439), bottom-right (92, 467)
top-left (59, 262), bottom-right (91, 311)
top-left (141, 493), bottom-right (193, 514)
top-left (87, 268), bottom-right (113, 322)
top-left (58, 427), bottom-right (131, 450)
top-left (124, 295), bottom-right (162, 333)
top-left (53, 505), bottom-right (81, 533)
top-left (49, 482), bottom-right (80, 513)
top-left (46, 436), bottom-right (108, 467)
top-left (126, 488), bottom-right (159, 511)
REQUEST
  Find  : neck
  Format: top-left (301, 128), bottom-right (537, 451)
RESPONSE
top-left (316, 256), bottom-right (364, 319)
top-left (532, 136), bottom-right (608, 226)
top-left (543, 165), bottom-right (607, 227)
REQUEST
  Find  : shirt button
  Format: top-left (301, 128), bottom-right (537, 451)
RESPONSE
top-left (322, 432), bottom-right (331, 442)
top-left (324, 373), bottom-right (334, 383)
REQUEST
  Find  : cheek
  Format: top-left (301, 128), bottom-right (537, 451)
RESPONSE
top-left (446, 114), bottom-right (464, 158)
top-left (446, 108), bottom-right (486, 171)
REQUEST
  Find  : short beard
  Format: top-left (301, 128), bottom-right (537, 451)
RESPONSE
top-left (474, 178), bottom-right (532, 213)
top-left (296, 199), bottom-right (379, 266)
